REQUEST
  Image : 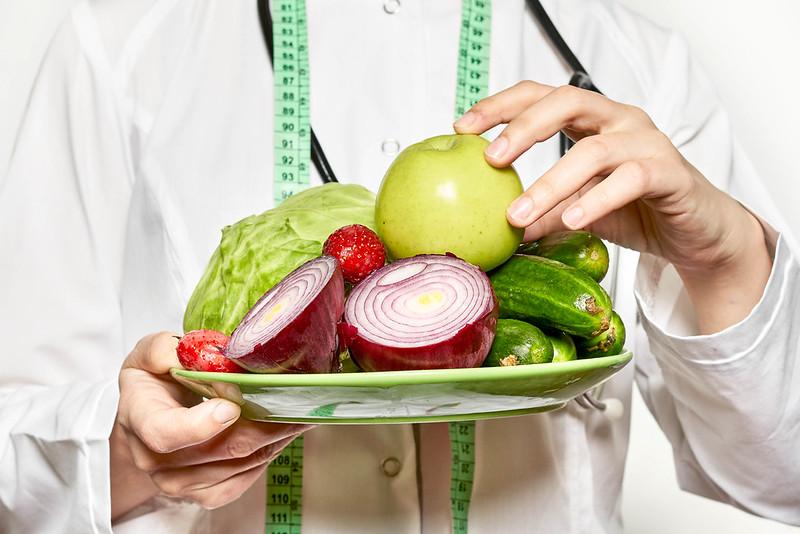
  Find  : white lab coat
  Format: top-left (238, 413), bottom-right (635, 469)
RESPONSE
top-left (1, 1), bottom-right (798, 532)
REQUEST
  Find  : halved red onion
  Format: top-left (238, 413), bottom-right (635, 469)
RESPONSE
top-left (226, 256), bottom-right (344, 373)
top-left (341, 254), bottom-right (498, 372)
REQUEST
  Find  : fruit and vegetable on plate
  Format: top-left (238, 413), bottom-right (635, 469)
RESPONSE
top-left (178, 134), bottom-right (626, 374)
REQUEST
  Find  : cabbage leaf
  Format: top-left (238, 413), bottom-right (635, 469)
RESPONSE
top-left (183, 183), bottom-right (376, 334)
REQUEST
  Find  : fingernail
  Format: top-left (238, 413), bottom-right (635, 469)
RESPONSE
top-left (485, 136), bottom-right (508, 160)
top-left (563, 206), bottom-right (584, 228)
top-left (508, 196), bottom-right (534, 222)
top-left (212, 401), bottom-right (240, 425)
top-left (453, 111), bottom-right (476, 130)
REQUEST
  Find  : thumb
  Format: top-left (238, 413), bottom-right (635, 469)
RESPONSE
top-left (124, 331), bottom-right (181, 374)
top-left (128, 392), bottom-right (242, 453)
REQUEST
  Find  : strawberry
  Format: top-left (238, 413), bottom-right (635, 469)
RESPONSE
top-left (176, 330), bottom-right (241, 373)
top-left (323, 224), bottom-right (387, 284)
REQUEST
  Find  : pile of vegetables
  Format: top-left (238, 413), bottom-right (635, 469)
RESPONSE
top-left (179, 183), bottom-right (625, 374)
top-left (485, 231), bottom-right (626, 367)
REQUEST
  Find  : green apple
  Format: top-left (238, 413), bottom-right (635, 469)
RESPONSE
top-left (375, 134), bottom-right (524, 271)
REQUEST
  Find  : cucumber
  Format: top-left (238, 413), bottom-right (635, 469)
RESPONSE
top-left (547, 331), bottom-right (577, 362)
top-left (576, 311), bottom-right (626, 358)
top-left (489, 255), bottom-right (612, 337)
top-left (518, 230), bottom-right (609, 282)
top-left (483, 319), bottom-right (553, 367)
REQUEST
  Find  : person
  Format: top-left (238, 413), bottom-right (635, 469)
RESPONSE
top-left (1, 0), bottom-right (798, 532)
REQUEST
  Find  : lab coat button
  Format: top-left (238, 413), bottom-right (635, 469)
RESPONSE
top-left (383, 0), bottom-right (401, 15)
top-left (381, 457), bottom-right (402, 477)
top-left (381, 138), bottom-right (400, 155)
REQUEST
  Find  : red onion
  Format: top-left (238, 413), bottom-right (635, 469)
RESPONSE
top-left (226, 256), bottom-right (344, 373)
top-left (341, 254), bottom-right (498, 371)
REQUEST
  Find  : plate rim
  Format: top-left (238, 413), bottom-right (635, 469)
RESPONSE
top-left (244, 404), bottom-right (569, 424)
top-left (170, 350), bottom-right (632, 387)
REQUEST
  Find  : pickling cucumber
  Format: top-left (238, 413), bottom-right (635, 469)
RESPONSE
top-left (518, 230), bottom-right (609, 282)
top-left (547, 330), bottom-right (577, 362)
top-left (576, 311), bottom-right (626, 358)
top-left (489, 255), bottom-right (612, 337)
top-left (483, 319), bottom-right (553, 367)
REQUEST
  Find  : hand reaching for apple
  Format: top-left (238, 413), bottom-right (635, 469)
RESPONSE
top-left (453, 80), bottom-right (772, 334)
top-left (110, 332), bottom-right (310, 519)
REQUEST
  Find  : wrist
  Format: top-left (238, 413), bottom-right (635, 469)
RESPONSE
top-left (675, 207), bottom-right (772, 334)
top-left (110, 420), bottom-right (160, 520)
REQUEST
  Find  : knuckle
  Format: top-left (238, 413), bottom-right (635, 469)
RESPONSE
top-left (594, 186), bottom-right (612, 208)
top-left (533, 178), bottom-right (555, 201)
top-left (130, 337), bottom-right (148, 355)
top-left (225, 437), bottom-right (257, 459)
top-left (624, 104), bottom-right (652, 125)
top-left (515, 79), bottom-right (537, 93)
top-left (127, 336), bottom-right (152, 363)
top-left (139, 423), bottom-right (170, 454)
top-left (649, 129), bottom-right (674, 153)
top-left (152, 331), bottom-right (179, 355)
top-left (468, 99), bottom-right (487, 115)
top-left (131, 451), bottom-right (160, 474)
top-left (506, 118), bottom-right (532, 142)
top-left (194, 486), bottom-right (237, 510)
top-left (194, 492), bottom-right (218, 510)
top-left (556, 84), bottom-right (584, 107)
top-left (152, 474), bottom-right (184, 498)
top-left (624, 160), bottom-right (650, 188)
top-left (250, 445), bottom-right (271, 466)
top-left (577, 136), bottom-right (610, 161)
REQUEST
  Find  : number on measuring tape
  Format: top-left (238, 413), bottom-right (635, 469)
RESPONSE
top-left (449, 422), bottom-right (476, 534)
top-left (455, 0), bottom-right (492, 118)
top-left (272, 0), bottom-right (311, 204)
top-left (266, 435), bottom-right (304, 534)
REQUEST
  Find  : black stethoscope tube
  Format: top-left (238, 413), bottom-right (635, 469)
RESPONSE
top-left (257, 0), bottom-right (602, 183)
top-left (525, 0), bottom-right (603, 155)
top-left (257, 0), bottom-right (339, 184)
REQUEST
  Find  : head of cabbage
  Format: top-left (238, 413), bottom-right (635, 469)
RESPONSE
top-left (183, 183), bottom-right (376, 334)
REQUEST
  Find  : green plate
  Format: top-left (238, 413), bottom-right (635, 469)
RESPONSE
top-left (171, 351), bottom-right (631, 424)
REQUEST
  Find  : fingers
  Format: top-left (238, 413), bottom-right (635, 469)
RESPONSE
top-left (130, 423), bottom-right (309, 508)
top-left (454, 81), bottom-right (654, 169)
top-left (127, 418), bottom-right (309, 472)
top-left (484, 86), bottom-right (647, 167)
top-left (520, 193), bottom-right (582, 243)
top-left (127, 395), bottom-right (242, 454)
top-left (116, 330), bottom-right (312, 511)
top-left (151, 435), bottom-right (295, 502)
top-left (454, 80), bottom-right (554, 133)
top-left (560, 160), bottom-right (654, 230)
top-left (187, 462), bottom-right (269, 510)
top-left (507, 134), bottom-right (639, 227)
top-left (124, 331), bottom-right (181, 374)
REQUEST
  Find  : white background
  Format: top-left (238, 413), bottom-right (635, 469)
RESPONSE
top-left (618, 1), bottom-right (799, 532)
top-left (1, 1), bottom-right (798, 532)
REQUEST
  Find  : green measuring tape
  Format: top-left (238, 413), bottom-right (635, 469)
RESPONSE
top-left (450, 1), bottom-right (491, 532)
top-left (265, 435), bottom-right (304, 533)
top-left (266, 1), bottom-right (310, 532)
top-left (272, 0), bottom-right (311, 204)
top-left (265, 1), bottom-right (491, 532)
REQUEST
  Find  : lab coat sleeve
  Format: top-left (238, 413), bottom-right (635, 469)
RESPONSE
top-left (0, 5), bottom-right (135, 533)
top-left (631, 29), bottom-right (800, 524)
